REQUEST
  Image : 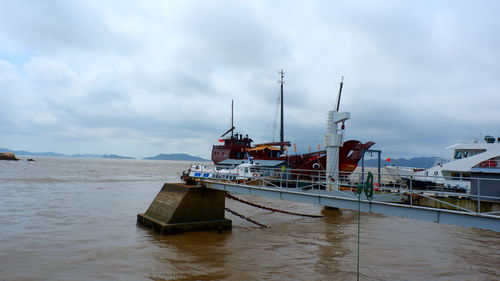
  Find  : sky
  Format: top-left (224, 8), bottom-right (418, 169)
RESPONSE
top-left (0, 0), bottom-right (499, 159)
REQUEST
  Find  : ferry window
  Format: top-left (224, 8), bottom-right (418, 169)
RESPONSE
top-left (463, 151), bottom-right (469, 158)
top-left (462, 172), bottom-right (471, 181)
top-left (451, 172), bottom-right (460, 180)
top-left (454, 151), bottom-right (462, 159)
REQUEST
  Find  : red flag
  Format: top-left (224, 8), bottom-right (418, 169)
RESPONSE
top-left (386, 158), bottom-right (391, 162)
top-left (218, 139), bottom-right (224, 143)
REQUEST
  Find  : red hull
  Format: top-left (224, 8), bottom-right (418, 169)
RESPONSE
top-left (212, 137), bottom-right (374, 175)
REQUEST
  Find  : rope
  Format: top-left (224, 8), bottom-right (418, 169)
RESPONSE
top-left (226, 193), bottom-right (324, 218)
top-left (355, 171), bottom-right (374, 280)
top-left (225, 207), bottom-right (267, 228)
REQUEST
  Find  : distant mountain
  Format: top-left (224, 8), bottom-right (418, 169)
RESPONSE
top-left (363, 157), bottom-right (446, 169)
top-left (69, 153), bottom-right (102, 158)
top-left (101, 154), bottom-right (134, 159)
top-left (143, 153), bottom-right (209, 161)
top-left (0, 148), bottom-right (134, 159)
top-left (0, 148), bottom-right (66, 157)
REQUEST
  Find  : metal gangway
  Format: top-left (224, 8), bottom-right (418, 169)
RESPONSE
top-left (198, 166), bottom-right (500, 232)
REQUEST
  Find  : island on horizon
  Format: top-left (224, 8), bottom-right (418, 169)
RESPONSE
top-left (0, 148), bottom-right (209, 162)
top-left (143, 153), bottom-right (209, 162)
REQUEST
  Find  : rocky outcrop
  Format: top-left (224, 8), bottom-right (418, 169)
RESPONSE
top-left (0, 152), bottom-right (19, 161)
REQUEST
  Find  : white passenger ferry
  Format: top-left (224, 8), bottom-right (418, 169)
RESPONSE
top-left (402, 136), bottom-right (500, 192)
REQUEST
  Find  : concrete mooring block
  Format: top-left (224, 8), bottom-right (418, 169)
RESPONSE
top-left (137, 183), bottom-right (232, 234)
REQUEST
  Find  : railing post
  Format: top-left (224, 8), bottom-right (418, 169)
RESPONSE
top-left (377, 150), bottom-right (381, 185)
top-left (477, 178), bottom-right (481, 214)
top-left (318, 170), bottom-right (321, 190)
top-left (361, 150), bottom-right (365, 183)
top-left (285, 168), bottom-right (288, 188)
top-left (410, 176), bottom-right (413, 206)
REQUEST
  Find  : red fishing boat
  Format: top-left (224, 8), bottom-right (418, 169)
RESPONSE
top-left (211, 72), bottom-right (374, 175)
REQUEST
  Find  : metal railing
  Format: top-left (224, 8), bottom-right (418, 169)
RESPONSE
top-left (198, 164), bottom-right (500, 217)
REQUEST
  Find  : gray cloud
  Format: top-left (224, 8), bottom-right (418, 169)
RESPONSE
top-left (0, 0), bottom-right (499, 159)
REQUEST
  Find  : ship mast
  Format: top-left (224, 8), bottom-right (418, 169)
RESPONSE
top-left (336, 76), bottom-right (344, 112)
top-left (220, 100), bottom-right (236, 138)
top-left (279, 70), bottom-right (285, 151)
top-left (231, 99), bottom-right (234, 138)
top-left (325, 76), bottom-right (350, 190)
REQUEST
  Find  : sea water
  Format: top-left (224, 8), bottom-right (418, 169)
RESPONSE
top-left (0, 157), bottom-right (499, 281)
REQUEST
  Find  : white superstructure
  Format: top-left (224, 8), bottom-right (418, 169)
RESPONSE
top-left (324, 111), bottom-right (350, 189)
top-left (406, 136), bottom-right (500, 191)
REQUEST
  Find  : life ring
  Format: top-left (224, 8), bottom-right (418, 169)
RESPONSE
top-left (312, 163), bottom-right (320, 169)
top-left (252, 172), bottom-right (259, 177)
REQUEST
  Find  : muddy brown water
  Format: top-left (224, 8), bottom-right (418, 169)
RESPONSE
top-left (1, 157), bottom-right (499, 281)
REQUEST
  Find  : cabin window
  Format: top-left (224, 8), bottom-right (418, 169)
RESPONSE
top-left (454, 151), bottom-right (462, 159)
top-left (463, 151), bottom-right (469, 158)
top-left (450, 172), bottom-right (461, 180)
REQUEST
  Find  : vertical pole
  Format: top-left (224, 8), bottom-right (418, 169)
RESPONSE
top-left (410, 176), bottom-right (413, 206)
top-left (361, 150), bottom-right (365, 183)
top-left (357, 192), bottom-right (361, 281)
top-left (377, 151), bottom-right (381, 185)
top-left (231, 99), bottom-right (234, 138)
top-left (477, 179), bottom-right (481, 213)
top-left (318, 169), bottom-right (321, 190)
top-left (285, 166), bottom-right (290, 188)
top-left (279, 70), bottom-right (284, 152)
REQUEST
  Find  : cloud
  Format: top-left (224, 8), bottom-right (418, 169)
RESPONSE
top-left (0, 0), bottom-right (499, 159)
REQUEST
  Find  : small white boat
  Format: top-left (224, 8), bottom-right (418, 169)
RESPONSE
top-left (385, 165), bottom-right (425, 179)
top-left (185, 162), bottom-right (262, 183)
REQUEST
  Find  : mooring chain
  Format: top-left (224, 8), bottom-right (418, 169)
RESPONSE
top-left (225, 193), bottom-right (324, 218)
top-left (225, 208), bottom-right (267, 228)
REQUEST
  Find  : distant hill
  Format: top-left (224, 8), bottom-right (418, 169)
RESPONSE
top-left (143, 153), bottom-right (209, 162)
top-left (101, 154), bottom-right (134, 159)
top-left (363, 157), bottom-right (446, 169)
top-left (0, 148), bottom-right (66, 157)
top-left (0, 148), bottom-right (134, 159)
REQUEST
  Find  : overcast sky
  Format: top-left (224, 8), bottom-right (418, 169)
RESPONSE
top-left (0, 0), bottom-right (499, 159)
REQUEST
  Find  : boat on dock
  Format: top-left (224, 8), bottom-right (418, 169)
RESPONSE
top-left (400, 135), bottom-right (500, 193)
top-left (183, 160), bottom-right (268, 184)
top-left (384, 165), bottom-right (425, 180)
top-left (211, 73), bottom-right (374, 176)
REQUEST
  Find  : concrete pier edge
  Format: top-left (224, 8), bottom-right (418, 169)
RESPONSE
top-left (137, 182), bottom-right (232, 235)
